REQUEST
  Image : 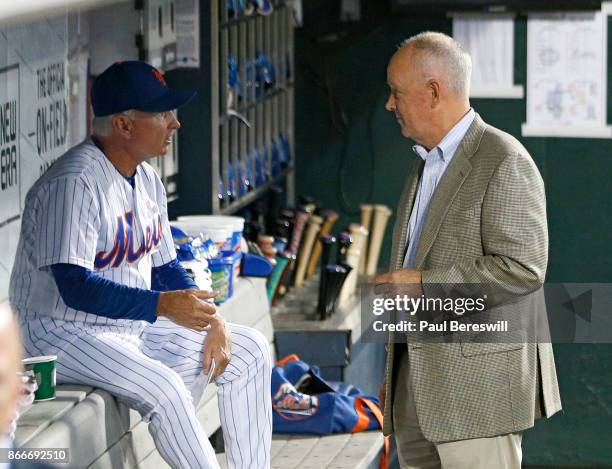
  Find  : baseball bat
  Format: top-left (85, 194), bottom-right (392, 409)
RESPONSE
top-left (317, 264), bottom-right (352, 320)
top-left (328, 231), bottom-right (353, 308)
top-left (287, 210), bottom-right (309, 256)
top-left (316, 235), bottom-right (336, 314)
top-left (336, 231), bottom-right (353, 265)
top-left (337, 223), bottom-right (368, 309)
top-left (273, 219), bottom-right (291, 240)
top-left (317, 265), bottom-right (330, 320)
top-left (272, 252), bottom-right (296, 304)
top-left (328, 264), bottom-right (352, 315)
top-left (278, 208), bottom-right (295, 239)
top-left (293, 215), bottom-right (323, 288)
top-left (267, 254), bottom-right (289, 302)
top-left (305, 210), bottom-right (339, 279)
top-left (297, 195), bottom-right (317, 216)
top-left (319, 235), bottom-right (337, 273)
top-left (359, 204), bottom-right (374, 274)
top-left (366, 204), bottom-right (393, 276)
top-left (277, 208), bottom-right (308, 296)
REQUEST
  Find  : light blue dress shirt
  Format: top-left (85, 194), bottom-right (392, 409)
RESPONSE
top-left (403, 108), bottom-right (476, 268)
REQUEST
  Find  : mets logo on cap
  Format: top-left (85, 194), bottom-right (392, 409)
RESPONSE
top-left (152, 68), bottom-right (167, 86)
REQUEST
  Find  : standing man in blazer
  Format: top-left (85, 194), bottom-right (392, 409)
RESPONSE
top-left (374, 32), bottom-right (562, 468)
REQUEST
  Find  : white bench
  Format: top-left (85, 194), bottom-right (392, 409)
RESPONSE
top-left (15, 277), bottom-right (385, 468)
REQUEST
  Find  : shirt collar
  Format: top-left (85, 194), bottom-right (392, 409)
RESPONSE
top-left (412, 108), bottom-right (475, 162)
top-left (412, 144), bottom-right (442, 161)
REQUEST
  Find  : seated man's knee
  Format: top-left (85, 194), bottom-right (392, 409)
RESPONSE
top-left (249, 328), bottom-right (272, 364)
top-left (145, 368), bottom-right (194, 415)
top-left (234, 326), bottom-right (272, 368)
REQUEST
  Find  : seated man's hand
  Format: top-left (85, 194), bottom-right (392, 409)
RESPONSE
top-left (202, 315), bottom-right (231, 380)
top-left (156, 289), bottom-right (217, 331)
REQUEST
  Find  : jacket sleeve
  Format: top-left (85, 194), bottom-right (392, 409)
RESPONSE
top-left (421, 151), bottom-right (548, 300)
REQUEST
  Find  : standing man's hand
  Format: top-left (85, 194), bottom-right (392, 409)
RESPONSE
top-left (371, 268), bottom-right (422, 286)
top-left (156, 289), bottom-right (218, 331)
top-left (202, 315), bottom-right (232, 380)
top-left (371, 268), bottom-right (423, 297)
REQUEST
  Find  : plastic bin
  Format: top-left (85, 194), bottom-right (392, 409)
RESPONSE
top-left (208, 250), bottom-right (242, 304)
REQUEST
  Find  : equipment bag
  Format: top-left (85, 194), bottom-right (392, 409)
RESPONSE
top-left (272, 354), bottom-right (389, 469)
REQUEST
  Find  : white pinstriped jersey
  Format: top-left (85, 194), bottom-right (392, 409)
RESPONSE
top-left (9, 139), bottom-right (176, 324)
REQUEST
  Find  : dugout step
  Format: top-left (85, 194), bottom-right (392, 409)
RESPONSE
top-left (216, 432), bottom-right (384, 469)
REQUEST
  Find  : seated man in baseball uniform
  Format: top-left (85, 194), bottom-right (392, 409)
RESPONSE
top-left (9, 61), bottom-right (272, 469)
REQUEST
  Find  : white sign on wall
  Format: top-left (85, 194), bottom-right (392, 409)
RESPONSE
top-left (522, 11), bottom-right (612, 138)
top-left (452, 13), bottom-right (524, 99)
top-left (175, 0), bottom-right (200, 68)
top-left (0, 65), bottom-right (21, 230)
top-left (0, 17), bottom-right (69, 300)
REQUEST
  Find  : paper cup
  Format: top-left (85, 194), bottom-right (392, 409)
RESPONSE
top-left (22, 356), bottom-right (57, 401)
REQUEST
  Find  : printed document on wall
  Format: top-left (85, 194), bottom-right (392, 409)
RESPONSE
top-left (175, 0), bottom-right (200, 68)
top-left (523, 12), bottom-right (611, 138)
top-left (453, 14), bottom-right (522, 98)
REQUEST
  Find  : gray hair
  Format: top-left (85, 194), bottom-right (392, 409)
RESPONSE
top-left (399, 31), bottom-right (472, 98)
top-left (91, 109), bottom-right (137, 136)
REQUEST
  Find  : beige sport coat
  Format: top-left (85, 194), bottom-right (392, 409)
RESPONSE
top-left (382, 113), bottom-right (562, 442)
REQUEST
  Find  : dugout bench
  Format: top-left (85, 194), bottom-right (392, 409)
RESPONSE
top-left (14, 277), bottom-right (385, 469)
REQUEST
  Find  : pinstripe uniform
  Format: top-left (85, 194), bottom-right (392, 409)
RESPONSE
top-left (9, 139), bottom-right (272, 469)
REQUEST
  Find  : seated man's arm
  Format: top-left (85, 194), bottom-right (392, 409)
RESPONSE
top-left (51, 263), bottom-right (159, 322)
top-left (151, 258), bottom-right (198, 291)
top-left (51, 262), bottom-right (216, 330)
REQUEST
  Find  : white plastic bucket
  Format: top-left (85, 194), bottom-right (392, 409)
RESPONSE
top-left (176, 215), bottom-right (245, 251)
top-left (170, 220), bottom-right (233, 251)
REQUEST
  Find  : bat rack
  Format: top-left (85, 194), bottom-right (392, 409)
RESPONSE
top-left (216, 0), bottom-right (296, 215)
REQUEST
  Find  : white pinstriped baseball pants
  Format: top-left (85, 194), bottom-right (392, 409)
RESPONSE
top-left (19, 314), bottom-right (272, 469)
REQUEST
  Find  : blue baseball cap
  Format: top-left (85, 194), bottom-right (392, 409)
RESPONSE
top-left (91, 61), bottom-right (196, 117)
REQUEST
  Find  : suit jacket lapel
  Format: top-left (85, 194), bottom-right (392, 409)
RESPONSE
top-left (412, 114), bottom-right (486, 268)
top-left (412, 153), bottom-right (472, 268)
